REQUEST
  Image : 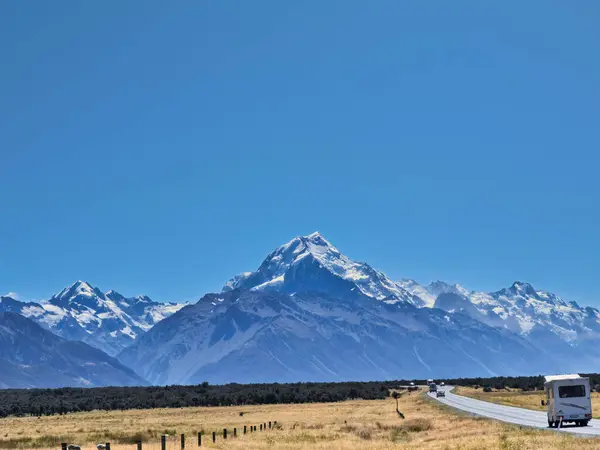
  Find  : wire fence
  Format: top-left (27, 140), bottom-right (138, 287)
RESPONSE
top-left (58, 421), bottom-right (279, 450)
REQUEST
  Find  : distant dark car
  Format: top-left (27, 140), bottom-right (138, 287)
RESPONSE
top-left (436, 391), bottom-right (446, 398)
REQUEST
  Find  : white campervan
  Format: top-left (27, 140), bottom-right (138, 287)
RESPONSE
top-left (544, 374), bottom-right (592, 428)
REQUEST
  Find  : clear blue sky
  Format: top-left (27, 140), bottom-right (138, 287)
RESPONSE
top-left (1, 1), bottom-right (598, 305)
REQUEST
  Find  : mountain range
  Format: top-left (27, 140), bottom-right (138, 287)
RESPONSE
top-left (120, 232), bottom-right (600, 384)
top-left (0, 312), bottom-right (146, 388)
top-left (3, 232), bottom-right (600, 387)
top-left (0, 282), bottom-right (184, 356)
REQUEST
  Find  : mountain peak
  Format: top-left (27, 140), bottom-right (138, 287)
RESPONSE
top-left (53, 280), bottom-right (101, 302)
top-left (427, 280), bottom-right (469, 298)
top-left (301, 231), bottom-right (329, 244)
top-left (134, 295), bottom-right (153, 304)
top-left (509, 281), bottom-right (538, 297)
top-left (221, 232), bottom-right (426, 306)
top-left (275, 232), bottom-right (336, 259)
top-left (512, 280), bottom-right (534, 289)
top-left (305, 230), bottom-right (324, 239)
top-left (105, 290), bottom-right (125, 301)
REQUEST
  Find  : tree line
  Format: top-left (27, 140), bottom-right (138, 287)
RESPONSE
top-left (3, 373), bottom-right (600, 418)
top-left (435, 373), bottom-right (600, 391)
top-left (0, 380), bottom-right (402, 418)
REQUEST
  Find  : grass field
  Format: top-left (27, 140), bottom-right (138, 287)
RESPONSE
top-left (455, 386), bottom-right (600, 418)
top-left (2, 389), bottom-right (600, 449)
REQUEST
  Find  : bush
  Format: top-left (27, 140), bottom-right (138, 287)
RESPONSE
top-left (356, 429), bottom-right (372, 440)
top-left (390, 428), bottom-right (411, 443)
top-left (339, 424), bottom-right (357, 433)
top-left (483, 387), bottom-right (493, 393)
top-left (397, 418), bottom-right (432, 433)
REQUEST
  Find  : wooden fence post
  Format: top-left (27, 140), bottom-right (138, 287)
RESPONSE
top-left (212, 432), bottom-right (216, 443)
top-left (181, 433), bottom-right (185, 450)
top-left (269, 421), bottom-right (271, 429)
top-left (260, 424), bottom-right (263, 432)
top-left (233, 428), bottom-right (236, 437)
top-left (243, 425), bottom-right (247, 434)
top-left (106, 443), bottom-right (111, 450)
top-left (197, 432), bottom-right (201, 447)
top-left (161, 435), bottom-right (166, 450)
top-left (61, 444), bottom-right (67, 450)
top-left (223, 429), bottom-right (227, 440)
top-left (137, 441), bottom-right (142, 450)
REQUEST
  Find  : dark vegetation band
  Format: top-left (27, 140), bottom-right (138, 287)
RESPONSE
top-left (3, 374), bottom-right (600, 418)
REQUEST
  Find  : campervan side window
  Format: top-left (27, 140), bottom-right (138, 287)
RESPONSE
top-left (558, 385), bottom-right (586, 398)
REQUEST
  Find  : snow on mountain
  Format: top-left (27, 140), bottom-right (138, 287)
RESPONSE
top-left (222, 272), bottom-right (253, 293)
top-left (120, 289), bottom-right (560, 385)
top-left (396, 279), bottom-right (437, 307)
top-left (121, 233), bottom-right (599, 385)
top-left (223, 232), bottom-right (427, 306)
top-left (0, 282), bottom-right (186, 356)
top-left (6, 232), bottom-right (600, 385)
top-left (467, 281), bottom-right (600, 342)
top-left (0, 312), bottom-right (148, 388)
top-left (420, 279), bottom-right (600, 357)
top-left (427, 280), bottom-right (470, 299)
top-left (218, 233), bottom-right (600, 372)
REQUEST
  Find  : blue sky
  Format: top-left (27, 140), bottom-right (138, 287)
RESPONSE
top-left (1, 1), bottom-right (598, 304)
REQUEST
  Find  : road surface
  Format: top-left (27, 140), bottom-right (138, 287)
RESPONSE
top-left (429, 387), bottom-right (600, 436)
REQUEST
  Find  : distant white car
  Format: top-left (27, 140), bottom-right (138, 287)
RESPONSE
top-left (436, 391), bottom-right (445, 398)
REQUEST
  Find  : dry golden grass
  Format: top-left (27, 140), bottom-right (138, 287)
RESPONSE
top-left (2, 389), bottom-right (600, 449)
top-left (456, 386), bottom-right (600, 417)
top-left (454, 386), bottom-right (548, 411)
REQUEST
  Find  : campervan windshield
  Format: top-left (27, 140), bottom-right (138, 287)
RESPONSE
top-left (559, 385), bottom-right (586, 398)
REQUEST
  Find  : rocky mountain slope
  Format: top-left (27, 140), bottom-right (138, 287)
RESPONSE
top-left (429, 280), bottom-right (600, 358)
top-left (0, 281), bottom-right (185, 355)
top-left (0, 312), bottom-right (148, 388)
top-left (5, 232), bottom-right (600, 386)
top-left (121, 232), bottom-right (594, 384)
top-left (224, 232), bottom-right (600, 355)
top-left (119, 288), bottom-right (557, 385)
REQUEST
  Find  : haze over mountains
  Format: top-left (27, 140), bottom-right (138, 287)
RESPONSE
top-left (0, 312), bottom-right (146, 388)
top-left (0, 282), bottom-right (184, 356)
top-left (3, 232), bottom-right (600, 388)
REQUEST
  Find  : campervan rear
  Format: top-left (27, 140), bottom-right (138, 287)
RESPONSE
top-left (544, 374), bottom-right (592, 427)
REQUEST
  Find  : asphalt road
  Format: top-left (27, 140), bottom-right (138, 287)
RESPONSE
top-left (429, 387), bottom-right (600, 436)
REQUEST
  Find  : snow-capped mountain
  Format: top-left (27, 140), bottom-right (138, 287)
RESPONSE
top-left (223, 232), bottom-right (428, 306)
top-left (120, 289), bottom-right (558, 385)
top-left (0, 281), bottom-right (185, 355)
top-left (430, 280), bottom-right (600, 347)
top-left (6, 232), bottom-right (600, 386)
top-left (121, 232), bottom-right (598, 384)
top-left (0, 312), bottom-right (147, 388)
